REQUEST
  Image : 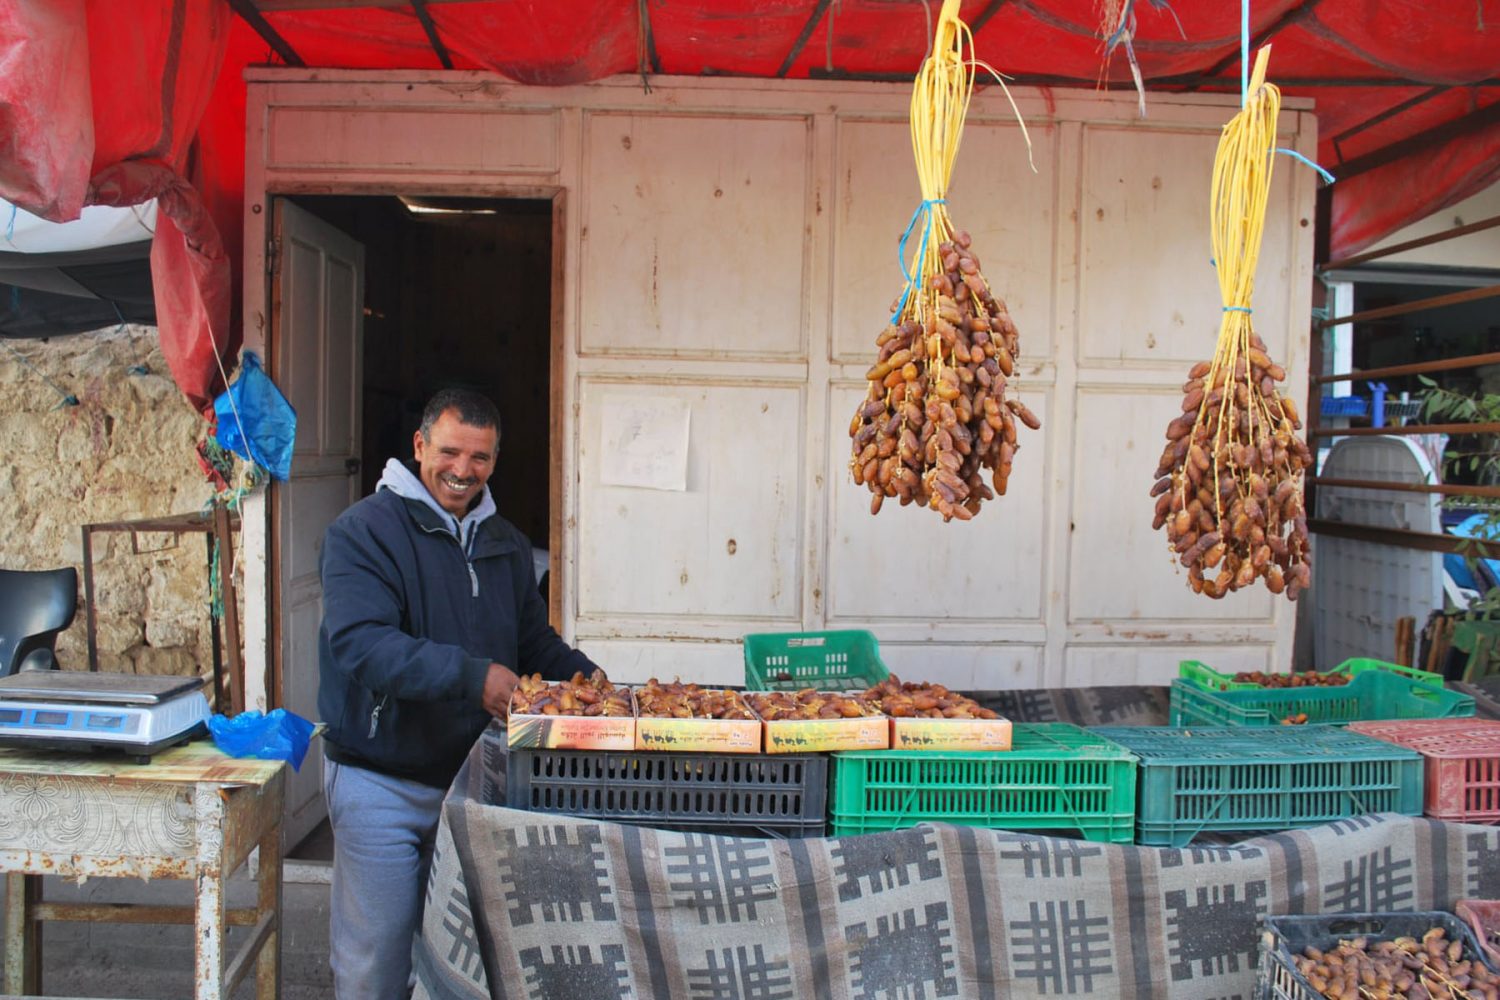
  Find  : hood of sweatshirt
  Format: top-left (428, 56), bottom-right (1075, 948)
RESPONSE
top-left (376, 457), bottom-right (497, 554)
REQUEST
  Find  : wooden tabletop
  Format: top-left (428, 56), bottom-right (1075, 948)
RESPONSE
top-left (0, 737), bottom-right (285, 786)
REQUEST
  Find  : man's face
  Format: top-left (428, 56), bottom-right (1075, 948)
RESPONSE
top-left (413, 408), bottom-right (499, 518)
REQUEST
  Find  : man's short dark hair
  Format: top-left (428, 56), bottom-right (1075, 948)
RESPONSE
top-left (420, 388), bottom-right (501, 441)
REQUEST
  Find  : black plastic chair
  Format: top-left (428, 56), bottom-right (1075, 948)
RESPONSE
top-left (0, 567), bottom-right (78, 676)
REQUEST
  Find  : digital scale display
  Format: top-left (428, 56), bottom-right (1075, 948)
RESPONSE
top-left (0, 706), bottom-right (141, 735)
top-left (0, 671), bottom-right (209, 759)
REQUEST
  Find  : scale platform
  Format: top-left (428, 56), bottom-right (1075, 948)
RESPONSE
top-left (0, 671), bottom-right (210, 762)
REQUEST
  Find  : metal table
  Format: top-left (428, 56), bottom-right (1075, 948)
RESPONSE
top-left (0, 740), bottom-right (285, 998)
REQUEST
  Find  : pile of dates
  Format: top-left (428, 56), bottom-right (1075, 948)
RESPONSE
top-left (510, 670), bottom-right (632, 717)
top-left (1152, 334), bottom-right (1312, 600)
top-left (850, 231), bottom-right (1039, 521)
top-left (1290, 927), bottom-right (1499, 999)
top-left (746, 689), bottom-right (884, 721)
top-left (1232, 670), bottom-right (1350, 688)
top-left (635, 679), bottom-right (755, 720)
top-left (857, 675), bottom-right (1000, 719)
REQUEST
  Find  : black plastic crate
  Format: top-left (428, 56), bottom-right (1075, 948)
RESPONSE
top-left (507, 748), bottom-right (828, 839)
top-left (1257, 911), bottom-right (1500, 1000)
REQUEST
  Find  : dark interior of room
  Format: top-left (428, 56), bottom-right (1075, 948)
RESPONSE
top-left (287, 194), bottom-right (554, 556)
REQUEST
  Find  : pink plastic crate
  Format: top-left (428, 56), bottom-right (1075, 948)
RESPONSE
top-left (1347, 719), bottom-right (1500, 824)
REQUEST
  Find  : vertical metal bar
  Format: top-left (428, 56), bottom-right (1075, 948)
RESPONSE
top-left (214, 506), bottom-right (245, 714)
top-left (194, 783), bottom-right (226, 999)
top-left (255, 823), bottom-right (283, 998)
top-left (4, 872), bottom-right (40, 994)
top-left (207, 533), bottom-right (226, 712)
top-left (82, 526), bottom-right (100, 671)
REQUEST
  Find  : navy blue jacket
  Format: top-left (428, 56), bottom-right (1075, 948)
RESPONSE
top-left (317, 486), bottom-right (595, 787)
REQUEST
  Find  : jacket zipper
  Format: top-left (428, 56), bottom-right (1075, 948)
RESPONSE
top-left (368, 694), bottom-right (388, 739)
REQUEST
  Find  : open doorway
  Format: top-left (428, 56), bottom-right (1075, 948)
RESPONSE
top-left (293, 194), bottom-right (555, 569)
top-left (274, 193), bottom-right (557, 861)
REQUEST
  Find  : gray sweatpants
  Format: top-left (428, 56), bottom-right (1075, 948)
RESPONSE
top-left (324, 758), bottom-right (446, 1000)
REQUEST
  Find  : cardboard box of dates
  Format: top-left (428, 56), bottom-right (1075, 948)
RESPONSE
top-left (506, 670), bottom-right (635, 750)
top-left (859, 677), bottom-right (1012, 751)
top-left (633, 680), bottom-right (762, 754)
top-left (746, 689), bottom-right (889, 753)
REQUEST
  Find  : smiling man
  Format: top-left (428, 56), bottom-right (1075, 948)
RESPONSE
top-left (316, 387), bottom-right (600, 1000)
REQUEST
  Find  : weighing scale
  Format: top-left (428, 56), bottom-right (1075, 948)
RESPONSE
top-left (0, 671), bottom-right (210, 762)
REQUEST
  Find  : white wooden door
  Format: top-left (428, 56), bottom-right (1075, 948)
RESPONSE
top-left (273, 199), bottom-right (364, 852)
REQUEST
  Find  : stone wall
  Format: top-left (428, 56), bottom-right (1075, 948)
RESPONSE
top-left (0, 326), bottom-right (234, 697)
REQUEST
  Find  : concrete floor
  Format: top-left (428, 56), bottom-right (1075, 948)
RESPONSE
top-left (7, 854), bottom-right (334, 998)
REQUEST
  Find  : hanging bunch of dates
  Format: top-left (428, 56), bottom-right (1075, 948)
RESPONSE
top-left (1151, 332), bottom-right (1313, 599)
top-left (849, 231), bottom-right (1040, 522)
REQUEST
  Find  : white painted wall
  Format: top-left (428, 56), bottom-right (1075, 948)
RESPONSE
top-left (241, 72), bottom-right (1317, 699)
top-left (1362, 183), bottom-right (1500, 268)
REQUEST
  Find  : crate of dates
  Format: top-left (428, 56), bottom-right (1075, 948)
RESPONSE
top-left (858, 675), bottom-right (1011, 751)
top-left (1169, 671), bottom-right (1474, 728)
top-left (747, 689), bottom-right (889, 753)
top-left (506, 670), bottom-right (635, 750)
top-left (634, 679), bottom-right (762, 754)
top-left (1179, 657), bottom-right (1446, 694)
top-left (1256, 911), bottom-right (1500, 1000)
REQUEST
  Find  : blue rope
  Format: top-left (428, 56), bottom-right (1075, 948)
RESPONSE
top-left (1, 339), bottom-right (77, 407)
top-left (4, 204), bottom-right (15, 243)
top-left (892, 198), bottom-right (947, 318)
top-left (1223, 306), bottom-right (1253, 314)
top-left (1241, 0), bottom-right (1249, 106)
top-left (1275, 147), bottom-right (1336, 185)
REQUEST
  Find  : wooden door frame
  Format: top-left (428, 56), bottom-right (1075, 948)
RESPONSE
top-left (259, 184), bottom-right (568, 708)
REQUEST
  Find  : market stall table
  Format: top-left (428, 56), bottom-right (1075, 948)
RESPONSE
top-left (0, 739), bottom-right (285, 998)
top-left (413, 724), bottom-right (1500, 1000)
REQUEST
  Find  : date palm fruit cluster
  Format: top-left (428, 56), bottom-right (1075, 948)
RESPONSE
top-left (1151, 333), bottom-right (1312, 600)
top-left (850, 231), bottom-right (1040, 522)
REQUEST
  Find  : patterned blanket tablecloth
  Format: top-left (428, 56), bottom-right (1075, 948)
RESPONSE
top-left (414, 721), bottom-right (1500, 1000)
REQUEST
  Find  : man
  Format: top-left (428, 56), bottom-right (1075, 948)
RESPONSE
top-left (317, 387), bottom-right (599, 999)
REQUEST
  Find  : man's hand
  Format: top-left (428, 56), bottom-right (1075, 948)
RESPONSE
top-left (482, 662), bottom-right (520, 719)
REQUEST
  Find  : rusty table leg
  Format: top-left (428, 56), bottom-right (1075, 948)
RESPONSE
top-left (256, 826), bottom-right (282, 998)
top-left (4, 872), bottom-right (41, 994)
top-left (194, 784), bottom-right (227, 999)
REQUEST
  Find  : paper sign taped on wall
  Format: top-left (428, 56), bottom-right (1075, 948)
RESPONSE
top-left (600, 394), bottom-right (691, 491)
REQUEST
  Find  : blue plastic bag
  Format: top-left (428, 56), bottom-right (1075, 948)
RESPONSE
top-left (207, 708), bottom-right (315, 771)
top-left (213, 352), bottom-right (297, 481)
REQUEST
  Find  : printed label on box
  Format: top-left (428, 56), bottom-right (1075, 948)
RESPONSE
top-left (507, 714), bottom-right (635, 750)
top-left (635, 718), bottom-right (761, 753)
top-left (890, 717), bottom-right (1012, 751)
top-left (764, 717), bottom-right (888, 753)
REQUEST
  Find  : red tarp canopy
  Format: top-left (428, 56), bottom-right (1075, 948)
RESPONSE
top-left (2, 0), bottom-right (1498, 413)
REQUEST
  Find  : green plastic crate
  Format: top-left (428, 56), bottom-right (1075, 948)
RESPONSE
top-left (1169, 671), bottom-right (1475, 728)
top-left (1177, 656), bottom-right (1446, 693)
top-left (829, 723), bottom-right (1137, 843)
top-left (1094, 726), bottom-right (1424, 847)
top-left (743, 630), bottom-right (890, 691)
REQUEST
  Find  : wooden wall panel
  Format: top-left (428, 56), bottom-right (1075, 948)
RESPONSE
top-left (824, 382), bottom-right (1050, 624)
top-left (1077, 124), bottom-right (1304, 368)
top-left (267, 107), bottom-right (560, 175)
top-left (579, 112), bottom-right (813, 359)
top-left (1065, 641), bottom-right (1275, 687)
top-left (830, 117), bottom-right (1057, 364)
top-left (575, 378), bottom-right (805, 622)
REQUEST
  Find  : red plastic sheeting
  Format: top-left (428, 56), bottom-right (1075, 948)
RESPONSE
top-left (0, 0), bottom-right (92, 220)
top-left (0, 0), bottom-right (233, 415)
top-left (2, 0), bottom-right (1498, 413)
